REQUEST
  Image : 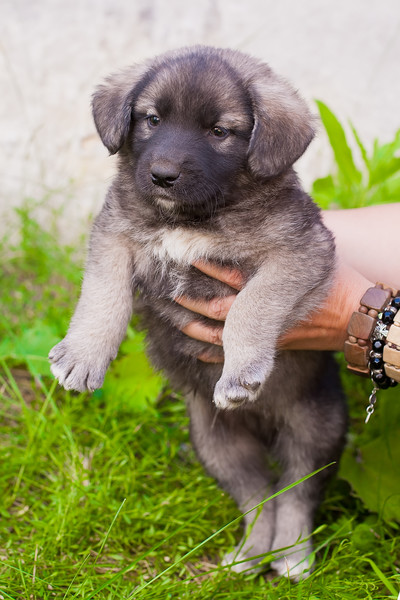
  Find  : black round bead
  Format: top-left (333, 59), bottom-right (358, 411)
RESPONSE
top-left (372, 339), bottom-right (385, 353)
top-left (391, 297), bottom-right (400, 310)
top-left (382, 310), bottom-right (395, 324)
top-left (379, 380), bottom-right (391, 389)
top-left (372, 371), bottom-right (385, 383)
top-left (372, 371), bottom-right (390, 389)
top-left (390, 379), bottom-right (398, 388)
top-left (370, 356), bottom-right (383, 369)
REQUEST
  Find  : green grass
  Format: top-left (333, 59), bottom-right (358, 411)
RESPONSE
top-left (1, 114), bottom-right (400, 598)
top-left (1, 360), bottom-right (400, 599)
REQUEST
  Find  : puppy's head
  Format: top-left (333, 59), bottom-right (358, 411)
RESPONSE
top-left (92, 47), bottom-right (315, 218)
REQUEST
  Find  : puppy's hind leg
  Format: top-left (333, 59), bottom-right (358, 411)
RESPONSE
top-left (188, 393), bottom-right (275, 573)
top-left (269, 465), bottom-right (315, 582)
top-left (270, 394), bottom-right (346, 581)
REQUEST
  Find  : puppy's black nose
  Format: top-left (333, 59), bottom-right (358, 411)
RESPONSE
top-left (151, 164), bottom-right (180, 188)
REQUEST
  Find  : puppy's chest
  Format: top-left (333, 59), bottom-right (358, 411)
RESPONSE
top-left (152, 227), bottom-right (216, 264)
top-left (133, 226), bottom-right (246, 299)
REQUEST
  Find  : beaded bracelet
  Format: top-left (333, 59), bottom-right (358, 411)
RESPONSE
top-left (345, 284), bottom-right (400, 422)
top-left (369, 294), bottom-right (400, 388)
top-left (384, 300), bottom-right (400, 383)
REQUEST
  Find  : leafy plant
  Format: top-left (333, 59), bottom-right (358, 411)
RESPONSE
top-left (312, 100), bottom-right (400, 208)
top-left (339, 376), bottom-right (400, 523)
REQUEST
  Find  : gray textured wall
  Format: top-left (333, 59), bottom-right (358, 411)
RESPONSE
top-left (1, 0), bottom-right (399, 239)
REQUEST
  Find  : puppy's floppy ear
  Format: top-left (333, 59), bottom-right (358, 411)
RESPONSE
top-left (92, 63), bottom-right (149, 155)
top-left (247, 66), bottom-right (315, 178)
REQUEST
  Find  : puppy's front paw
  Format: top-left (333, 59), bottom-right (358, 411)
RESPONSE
top-left (49, 336), bottom-right (113, 392)
top-left (213, 361), bottom-right (272, 410)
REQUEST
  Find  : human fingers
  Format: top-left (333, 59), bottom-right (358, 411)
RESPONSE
top-left (181, 320), bottom-right (224, 345)
top-left (175, 294), bottom-right (236, 321)
top-left (196, 348), bottom-right (224, 363)
top-left (192, 260), bottom-right (244, 290)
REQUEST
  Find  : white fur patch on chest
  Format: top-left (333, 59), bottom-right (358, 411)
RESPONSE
top-left (153, 227), bottom-right (214, 264)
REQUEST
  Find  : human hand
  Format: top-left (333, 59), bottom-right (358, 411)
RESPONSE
top-left (176, 259), bottom-right (373, 361)
top-left (176, 261), bottom-right (242, 362)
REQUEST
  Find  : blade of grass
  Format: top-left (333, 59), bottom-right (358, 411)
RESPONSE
top-left (0, 589), bottom-right (18, 600)
top-left (62, 554), bottom-right (92, 600)
top-left (31, 544), bottom-right (39, 587)
top-left (362, 557), bottom-right (398, 596)
top-left (71, 498), bottom-right (127, 598)
top-left (17, 558), bottom-right (29, 598)
top-left (0, 359), bottom-right (25, 405)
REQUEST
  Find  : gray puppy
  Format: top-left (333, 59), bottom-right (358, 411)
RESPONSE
top-left (49, 46), bottom-right (347, 579)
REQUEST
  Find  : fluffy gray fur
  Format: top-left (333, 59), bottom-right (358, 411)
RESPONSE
top-left (49, 46), bottom-right (347, 579)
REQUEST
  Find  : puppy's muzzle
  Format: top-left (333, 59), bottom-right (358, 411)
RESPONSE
top-left (151, 162), bottom-right (181, 188)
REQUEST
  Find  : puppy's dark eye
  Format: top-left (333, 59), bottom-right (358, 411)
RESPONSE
top-left (211, 126), bottom-right (229, 138)
top-left (147, 115), bottom-right (161, 127)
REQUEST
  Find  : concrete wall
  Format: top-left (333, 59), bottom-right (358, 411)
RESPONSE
top-left (1, 0), bottom-right (399, 240)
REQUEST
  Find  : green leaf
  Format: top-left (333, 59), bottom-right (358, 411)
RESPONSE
top-left (350, 122), bottom-right (370, 172)
top-left (340, 433), bottom-right (400, 522)
top-left (0, 321), bottom-right (60, 377)
top-left (101, 329), bottom-right (165, 411)
top-left (368, 130), bottom-right (400, 186)
top-left (339, 385), bottom-right (400, 523)
top-left (315, 100), bottom-right (362, 187)
top-left (311, 175), bottom-right (337, 208)
top-left (367, 174), bottom-right (400, 205)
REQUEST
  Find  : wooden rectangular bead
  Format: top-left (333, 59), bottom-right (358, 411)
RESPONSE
top-left (395, 312), bottom-right (400, 325)
top-left (376, 283), bottom-right (399, 298)
top-left (347, 312), bottom-right (377, 339)
top-left (360, 287), bottom-right (391, 311)
top-left (387, 324), bottom-right (400, 346)
top-left (383, 345), bottom-right (400, 367)
top-left (347, 364), bottom-right (370, 377)
top-left (384, 364), bottom-right (400, 383)
top-left (344, 341), bottom-right (369, 367)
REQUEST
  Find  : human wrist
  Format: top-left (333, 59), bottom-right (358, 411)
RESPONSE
top-left (328, 262), bottom-right (373, 351)
top-left (279, 261), bottom-right (372, 352)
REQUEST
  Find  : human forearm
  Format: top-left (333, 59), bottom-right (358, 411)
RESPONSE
top-left (322, 204), bottom-right (400, 290)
